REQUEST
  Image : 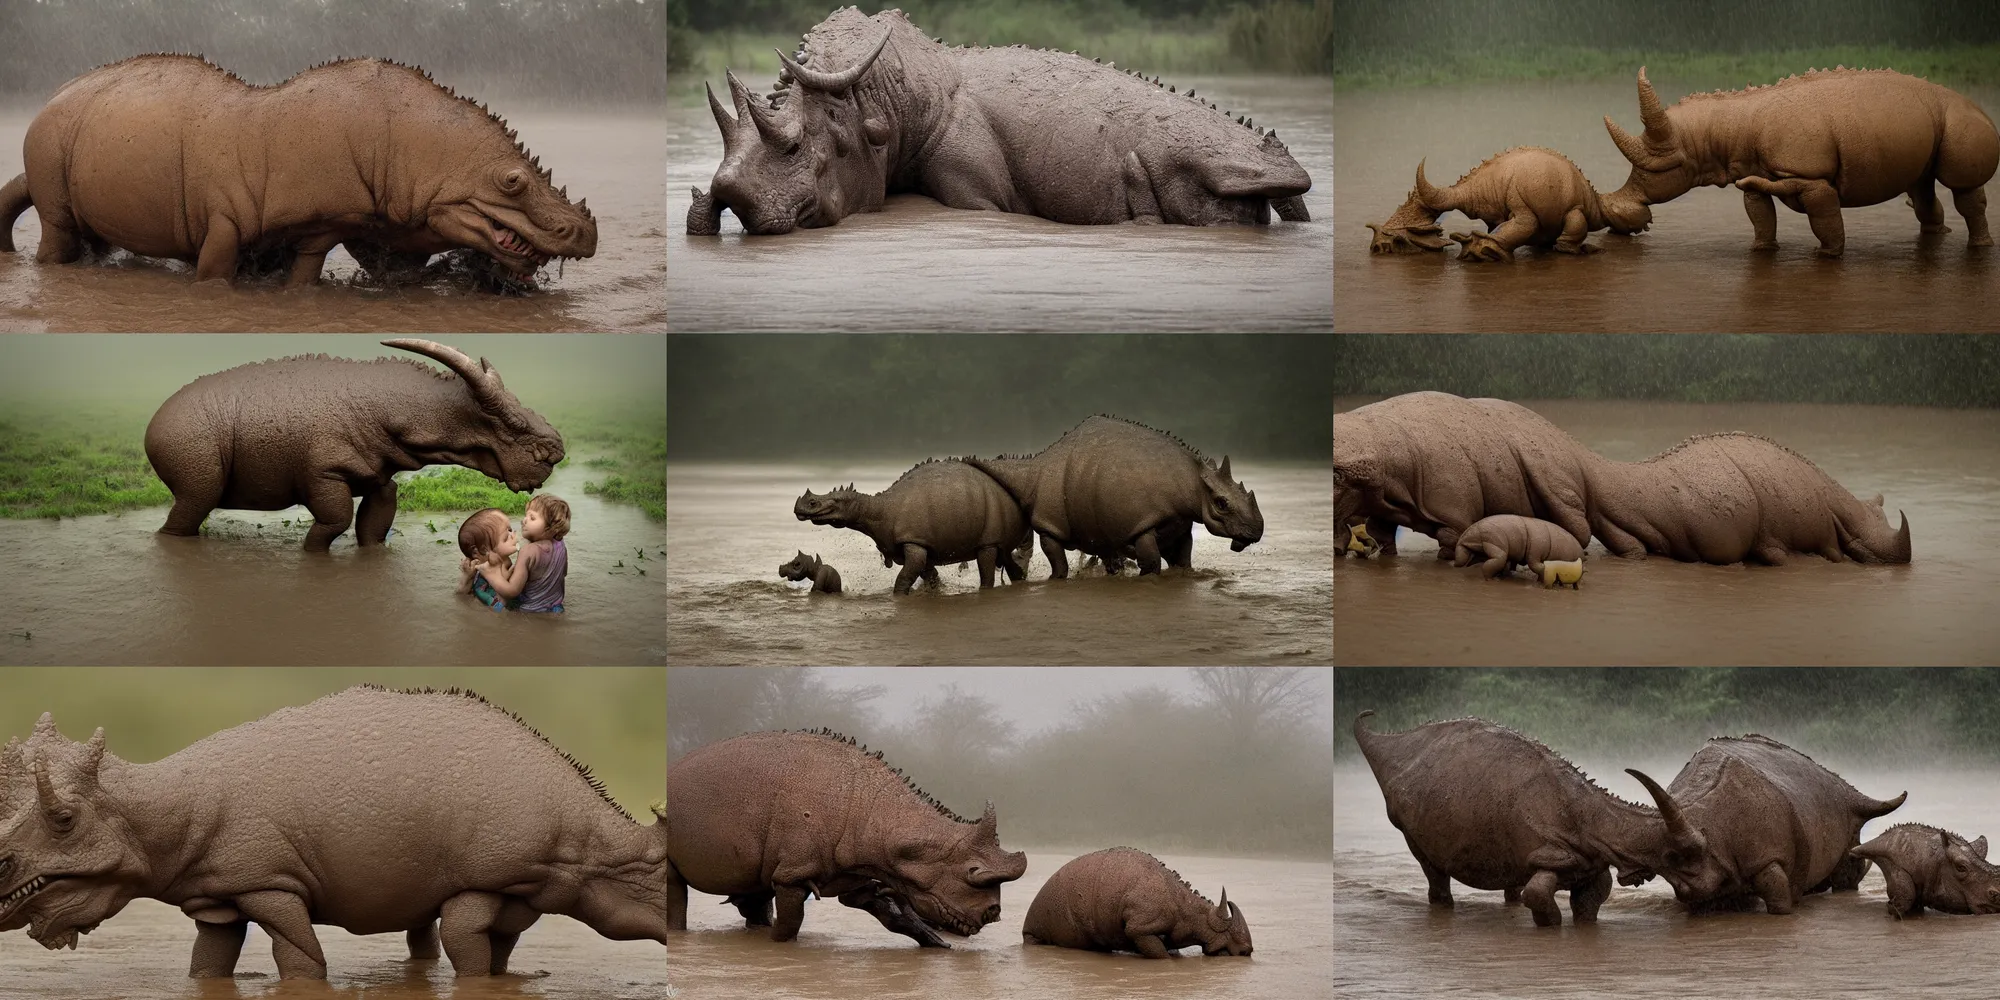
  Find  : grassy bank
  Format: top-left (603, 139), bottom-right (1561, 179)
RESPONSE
top-left (1335, 44), bottom-right (2000, 90)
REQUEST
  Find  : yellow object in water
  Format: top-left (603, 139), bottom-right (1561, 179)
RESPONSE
top-left (1541, 559), bottom-right (1584, 589)
top-left (1346, 523), bottom-right (1380, 557)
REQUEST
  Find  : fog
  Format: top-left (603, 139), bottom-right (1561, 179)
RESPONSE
top-left (668, 667), bottom-right (1334, 856)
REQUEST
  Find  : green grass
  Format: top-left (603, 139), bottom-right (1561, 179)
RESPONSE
top-left (1334, 44), bottom-right (2000, 91)
top-left (0, 416), bottom-right (173, 519)
top-left (394, 467), bottom-right (533, 515)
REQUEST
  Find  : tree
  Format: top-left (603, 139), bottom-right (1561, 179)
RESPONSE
top-left (666, 667), bottom-right (884, 760)
top-left (1189, 667), bottom-right (1322, 747)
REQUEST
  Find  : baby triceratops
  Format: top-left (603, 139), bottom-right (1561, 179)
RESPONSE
top-left (1850, 824), bottom-right (2000, 918)
top-left (1366, 147), bottom-right (1652, 261)
top-left (1023, 848), bottom-right (1251, 958)
top-left (1453, 514), bottom-right (1586, 586)
top-left (778, 550), bottom-right (842, 593)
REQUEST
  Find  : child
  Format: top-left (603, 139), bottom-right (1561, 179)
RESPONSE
top-left (456, 507), bottom-right (517, 612)
top-left (477, 495), bottom-right (570, 614)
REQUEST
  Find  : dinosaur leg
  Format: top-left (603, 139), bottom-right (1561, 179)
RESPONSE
top-left (998, 546), bottom-right (1026, 582)
top-left (771, 885), bottom-right (808, 942)
top-left (407, 921), bottom-right (441, 960)
top-left (1040, 533), bottom-right (1070, 579)
top-left (1273, 194), bottom-right (1311, 221)
top-left (921, 565), bottom-right (943, 590)
top-left (486, 898), bottom-right (541, 974)
top-left (666, 860), bottom-right (688, 931)
top-left (32, 214), bottom-right (84, 264)
top-left (893, 544), bottom-right (931, 594)
top-left (193, 215), bottom-right (243, 283)
top-left (439, 891), bottom-right (505, 977)
top-left (1882, 866), bottom-right (1919, 919)
top-left (284, 235), bottom-right (339, 287)
top-left (1552, 208), bottom-right (1598, 254)
top-left (188, 917), bottom-right (248, 978)
top-left (1908, 180), bottom-right (1951, 234)
top-left (1520, 869), bottom-right (1565, 927)
top-left (836, 884), bottom-right (949, 948)
top-left (1740, 176), bottom-right (1845, 256)
top-left (235, 890), bottom-right (327, 980)
top-left (1405, 833), bottom-right (1452, 905)
top-left (1593, 518), bottom-right (1648, 558)
top-left (1451, 211), bottom-right (1535, 261)
top-left (1478, 542), bottom-right (1511, 579)
top-left (1160, 520), bottom-right (1196, 568)
top-left (1952, 185), bottom-right (1992, 246)
top-left (1130, 933), bottom-right (1173, 959)
top-left (160, 488), bottom-right (221, 537)
top-left (1569, 868), bottom-right (1614, 923)
top-left (1434, 524), bottom-right (1463, 559)
top-left (301, 476), bottom-right (357, 553)
top-left (1367, 515), bottom-right (1399, 555)
top-left (1504, 886), bottom-right (1522, 904)
top-left (1122, 151), bottom-right (1163, 224)
top-left (1133, 530), bottom-right (1163, 575)
top-left (976, 546), bottom-right (998, 588)
top-left (354, 479), bottom-right (398, 546)
top-left (1742, 186), bottom-right (1780, 249)
top-left (1753, 863), bottom-right (1796, 914)
top-left (729, 891), bottom-right (774, 927)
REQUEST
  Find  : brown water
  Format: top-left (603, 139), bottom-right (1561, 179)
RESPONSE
top-left (665, 463), bottom-right (1331, 665)
top-left (0, 109), bottom-right (667, 332)
top-left (1333, 397), bottom-right (2000, 665)
top-left (1335, 762), bottom-right (1999, 999)
top-left (665, 76), bottom-right (1332, 332)
top-left (0, 459), bottom-right (667, 665)
top-left (0, 898), bottom-right (664, 999)
top-left (669, 851), bottom-right (1330, 1000)
top-left (1334, 80), bottom-right (2000, 332)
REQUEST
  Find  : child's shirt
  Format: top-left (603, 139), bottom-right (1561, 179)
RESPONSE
top-left (471, 567), bottom-right (508, 611)
top-left (517, 539), bottom-right (568, 613)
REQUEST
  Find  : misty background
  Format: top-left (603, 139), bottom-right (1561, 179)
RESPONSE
top-left (667, 334), bottom-right (1332, 460)
top-left (1332, 335), bottom-right (2000, 407)
top-left (0, 667), bottom-right (665, 814)
top-left (1, 0), bottom-right (666, 104)
top-left (669, 666), bottom-right (1333, 856)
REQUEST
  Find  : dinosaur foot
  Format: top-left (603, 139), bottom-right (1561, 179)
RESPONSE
top-left (1365, 222), bottom-right (1452, 254)
top-left (1553, 241), bottom-right (1600, 255)
top-left (1449, 231), bottom-right (1513, 262)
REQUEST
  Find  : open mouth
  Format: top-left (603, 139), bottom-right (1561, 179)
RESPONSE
top-left (484, 218), bottom-right (553, 271)
top-left (1, 875), bottom-right (51, 912)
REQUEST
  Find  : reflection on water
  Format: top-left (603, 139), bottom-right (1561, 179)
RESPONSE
top-left (666, 76), bottom-right (1331, 332)
top-left (1334, 80), bottom-right (2000, 332)
top-left (670, 852), bottom-right (1330, 1000)
top-left (1335, 763), bottom-right (1999, 1000)
top-left (1334, 397), bottom-right (2000, 665)
top-left (0, 460), bottom-right (667, 665)
top-left (666, 463), bottom-right (1331, 665)
top-left (0, 110), bottom-right (667, 332)
top-left (0, 899), bottom-right (664, 999)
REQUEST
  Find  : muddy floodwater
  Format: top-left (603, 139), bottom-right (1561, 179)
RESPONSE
top-left (1336, 762), bottom-right (1999, 999)
top-left (1334, 80), bottom-right (2000, 332)
top-left (0, 460), bottom-right (667, 665)
top-left (666, 463), bottom-right (1330, 665)
top-left (670, 851), bottom-right (1329, 1000)
top-left (666, 76), bottom-right (1331, 332)
top-left (0, 108), bottom-right (666, 332)
top-left (1333, 397), bottom-right (2000, 665)
top-left (0, 898), bottom-right (663, 999)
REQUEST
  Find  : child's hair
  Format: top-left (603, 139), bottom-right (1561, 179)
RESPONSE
top-left (528, 494), bottom-right (571, 540)
top-left (458, 508), bottom-right (508, 559)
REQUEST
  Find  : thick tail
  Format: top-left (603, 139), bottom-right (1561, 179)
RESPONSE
top-left (1352, 709), bottom-right (1377, 743)
top-left (1861, 790), bottom-right (1908, 820)
top-left (0, 173), bottom-right (31, 253)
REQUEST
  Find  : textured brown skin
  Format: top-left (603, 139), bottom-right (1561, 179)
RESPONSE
top-left (0, 54), bottom-right (596, 285)
top-left (1354, 711), bottom-right (1668, 928)
top-left (0, 687), bottom-right (666, 980)
top-left (1333, 391), bottom-right (1912, 566)
top-left (1604, 67), bottom-right (1998, 256)
top-left (1850, 824), bottom-right (1998, 919)
top-left (145, 339), bottom-right (563, 553)
top-left (1366, 147), bottom-right (1651, 260)
top-left (778, 550), bottom-right (843, 593)
top-left (1452, 514), bottom-right (1586, 579)
top-left (965, 415), bottom-right (1262, 577)
top-left (665, 730), bottom-right (1029, 948)
top-left (1623, 735), bottom-right (1906, 914)
top-left (1022, 848), bottom-right (1250, 958)
top-left (793, 459), bottom-right (1027, 594)
top-left (691, 7), bottom-right (1312, 234)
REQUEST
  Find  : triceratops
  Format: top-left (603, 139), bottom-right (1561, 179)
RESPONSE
top-left (1365, 147), bottom-right (1651, 260)
top-left (688, 7), bottom-right (1312, 234)
top-left (1022, 847), bottom-right (1251, 957)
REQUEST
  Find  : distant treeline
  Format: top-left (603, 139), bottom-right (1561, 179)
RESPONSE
top-left (1332, 335), bottom-right (2000, 408)
top-left (668, 0), bottom-right (1332, 75)
top-left (1336, 0), bottom-right (2000, 87)
top-left (1, 0), bottom-right (665, 103)
top-left (668, 334), bottom-right (1333, 460)
top-left (670, 668), bottom-right (1333, 856)
top-left (1336, 667), bottom-right (2000, 762)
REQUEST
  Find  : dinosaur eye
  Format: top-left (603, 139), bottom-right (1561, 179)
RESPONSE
top-left (502, 169), bottom-right (525, 192)
top-left (1215, 497), bottom-right (1229, 512)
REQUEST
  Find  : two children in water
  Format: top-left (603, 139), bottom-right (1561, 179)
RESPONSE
top-left (457, 495), bottom-right (570, 613)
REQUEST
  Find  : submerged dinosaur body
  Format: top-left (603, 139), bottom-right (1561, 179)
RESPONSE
top-left (689, 7), bottom-right (1312, 234)
top-left (1850, 824), bottom-right (1999, 918)
top-left (1452, 514), bottom-right (1586, 582)
top-left (0, 54), bottom-right (596, 286)
top-left (1604, 67), bottom-right (1997, 256)
top-left (1366, 147), bottom-right (1650, 259)
top-left (1022, 848), bottom-right (1251, 958)
top-left (1334, 391), bottom-right (1911, 566)
top-left (0, 687), bottom-right (665, 979)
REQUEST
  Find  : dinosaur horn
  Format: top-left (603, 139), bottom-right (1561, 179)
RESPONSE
top-left (1892, 510), bottom-right (1911, 563)
top-left (1218, 455), bottom-right (1232, 481)
top-left (31, 758), bottom-right (64, 818)
top-left (744, 93), bottom-right (801, 147)
top-left (381, 339), bottom-right (511, 416)
top-left (1627, 768), bottom-right (1703, 853)
top-left (83, 728), bottom-right (105, 781)
top-left (1635, 67), bottom-right (1674, 147)
top-left (776, 28), bottom-right (890, 92)
top-left (33, 712), bottom-right (57, 739)
top-left (1414, 158), bottom-right (1440, 205)
top-left (724, 71), bottom-right (760, 144)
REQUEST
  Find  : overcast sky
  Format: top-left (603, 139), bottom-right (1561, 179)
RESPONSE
top-left (820, 667), bottom-right (1333, 734)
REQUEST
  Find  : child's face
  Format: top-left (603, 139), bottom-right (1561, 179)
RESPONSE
top-left (523, 506), bottom-right (548, 541)
top-left (486, 517), bottom-right (519, 561)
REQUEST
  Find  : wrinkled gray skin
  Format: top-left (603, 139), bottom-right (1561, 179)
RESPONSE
top-left (145, 339), bottom-right (564, 553)
top-left (1022, 847), bottom-right (1250, 958)
top-left (965, 415), bottom-right (1262, 577)
top-left (1453, 514), bottom-right (1586, 579)
top-left (793, 459), bottom-right (1027, 594)
top-left (666, 730), bottom-right (1029, 948)
top-left (1623, 735), bottom-right (1906, 914)
top-left (0, 687), bottom-right (666, 979)
top-left (690, 7), bottom-right (1312, 234)
top-left (1850, 824), bottom-right (1999, 919)
top-left (1354, 711), bottom-right (1669, 928)
top-left (778, 550), bottom-right (842, 593)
